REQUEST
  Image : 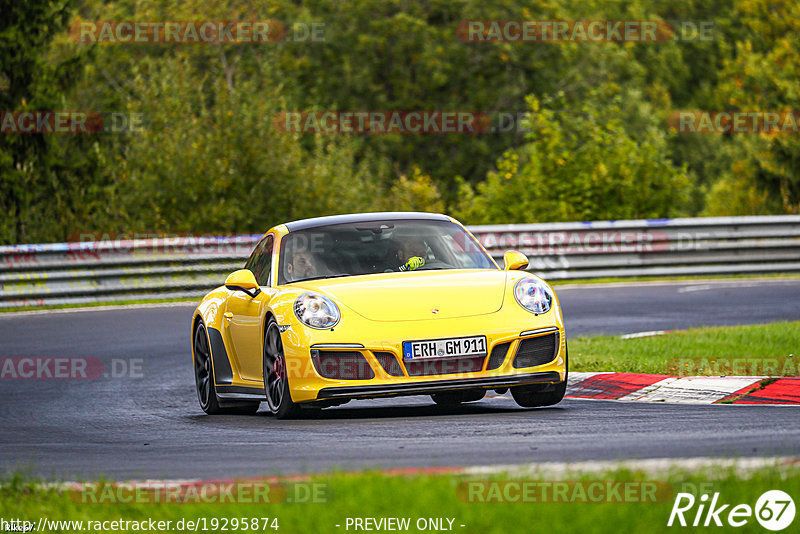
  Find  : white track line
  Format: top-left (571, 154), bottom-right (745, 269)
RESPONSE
top-left (620, 330), bottom-right (669, 339)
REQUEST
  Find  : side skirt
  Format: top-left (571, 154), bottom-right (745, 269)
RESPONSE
top-left (216, 384), bottom-right (266, 401)
top-left (207, 327), bottom-right (234, 385)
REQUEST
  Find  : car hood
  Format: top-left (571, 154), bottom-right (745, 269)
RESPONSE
top-left (291, 269), bottom-right (507, 321)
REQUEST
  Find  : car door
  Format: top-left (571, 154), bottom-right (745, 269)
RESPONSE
top-left (225, 234), bottom-right (276, 383)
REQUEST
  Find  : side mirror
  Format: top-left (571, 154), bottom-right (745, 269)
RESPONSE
top-left (225, 269), bottom-right (261, 298)
top-left (503, 250), bottom-right (529, 271)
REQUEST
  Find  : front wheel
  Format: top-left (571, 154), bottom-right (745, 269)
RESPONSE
top-left (263, 319), bottom-right (302, 419)
top-left (511, 346), bottom-right (568, 408)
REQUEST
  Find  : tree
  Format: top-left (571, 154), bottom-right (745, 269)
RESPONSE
top-left (704, 0), bottom-right (800, 214)
top-left (454, 90), bottom-right (690, 223)
top-left (0, 0), bottom-right (100, 243)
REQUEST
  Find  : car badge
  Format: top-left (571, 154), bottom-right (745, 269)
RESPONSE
top-left (431, 308), bottom-right (439, 314)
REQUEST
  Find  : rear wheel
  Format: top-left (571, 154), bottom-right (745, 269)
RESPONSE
top-left (193, 321), bottom-right (259, 415)
top-left (263, 319), bottom-right (303, 419)
top-left (511, 346), bottom-right (568, 408)
top-left (431, 388), bottom-right (486, 406)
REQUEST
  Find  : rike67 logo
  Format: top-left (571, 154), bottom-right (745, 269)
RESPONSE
top-left (668, 490), bottom-right (795, 531)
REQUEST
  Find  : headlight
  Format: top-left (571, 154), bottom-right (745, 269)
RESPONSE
top-left (513, 277), bottom-right (553, 314)
top-left (294, 292), bottom-right (340, 329)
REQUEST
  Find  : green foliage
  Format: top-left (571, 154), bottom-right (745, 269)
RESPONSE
top-left (455, 90), bottom-right (690, 223)
top-left (3, 0), bottom-right (800, 243)
top-left (702, 161), bottom-right (777, 216)
top-left (703, 0), bottom-right (800, 214)
top-left (380, 167), bottom-right (444, 213)
top-left (4, 467), bottom-right (800, 534)
top-left (103, 53), bottom-right (385, 234)
top-left (0, 0), bottom-right (105, 243)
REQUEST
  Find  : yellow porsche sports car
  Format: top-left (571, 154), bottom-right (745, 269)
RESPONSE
top-left (191, 212), bottom-right (567, 418)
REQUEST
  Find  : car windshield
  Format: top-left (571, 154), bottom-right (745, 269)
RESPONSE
top-left (278, 219), bottom-right (496, 284)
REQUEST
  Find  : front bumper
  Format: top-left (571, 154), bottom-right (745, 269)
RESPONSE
top-left (284, 320), bottom-right (567, 403)
top-left (317, 371), bottom-right (562, 400)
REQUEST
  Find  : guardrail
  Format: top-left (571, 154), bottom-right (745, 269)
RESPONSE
top-left (1, 215), bottom-right (799, 308)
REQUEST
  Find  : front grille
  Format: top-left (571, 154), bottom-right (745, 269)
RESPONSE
top-left (405, 356), bottom-right (484, 377)
top-left (373, 351), bottom-right (404, 377)
top-left (311, 350), bottom-right (375, 380)
top-left (512, 332), bottom-right (559, 369)
top-left (486, 342), bottom-right (511, 370)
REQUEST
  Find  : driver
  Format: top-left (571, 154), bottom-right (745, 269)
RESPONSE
top-left (286, 250), bottom-right (319, 281)
top-left (396, 236), bottom-right (428, 271)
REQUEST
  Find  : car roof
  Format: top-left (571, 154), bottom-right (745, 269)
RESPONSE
top-left (283, 212), bottom-right (451, 232)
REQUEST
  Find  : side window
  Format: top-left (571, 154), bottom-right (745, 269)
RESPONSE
top-left (250, 235), bottom-right (274, 286)
top-left (244, 241), bottom-right (260, 273)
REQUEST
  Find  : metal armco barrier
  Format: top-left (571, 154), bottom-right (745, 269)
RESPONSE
top-left (1, 215), bottom-right (799, 308)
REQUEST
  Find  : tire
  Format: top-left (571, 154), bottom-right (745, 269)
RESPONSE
top-left (431, 388), bottom-right (486, 406)
top-left (511, 345), bottom-right (568, 408)
top-left (263, 318), bottom-right (303, 419)
top-left (193, 321), bottom-right (260, 415)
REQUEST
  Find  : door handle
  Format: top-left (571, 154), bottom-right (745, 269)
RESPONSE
top-left (223, 312), bottom-right (233, 321)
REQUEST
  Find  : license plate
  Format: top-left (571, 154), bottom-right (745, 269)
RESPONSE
top-left (402, 335), bottom-right (487, 360)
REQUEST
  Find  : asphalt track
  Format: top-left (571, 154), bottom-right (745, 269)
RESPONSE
top-left (1, 279), bottom-right (799, 480)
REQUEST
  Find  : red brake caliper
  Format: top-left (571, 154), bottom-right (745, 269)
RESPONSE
top-left (273, 354), bottom-right (285, 380)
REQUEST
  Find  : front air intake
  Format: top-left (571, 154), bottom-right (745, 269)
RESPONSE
top-left (373, 351), bottom-right (404, 377)
top-left (311, 350), bottom-right (375, 380)
top-left (486, 342), bottom-right (511, 370)
top-left (512, 333), bottom-right (559, 369)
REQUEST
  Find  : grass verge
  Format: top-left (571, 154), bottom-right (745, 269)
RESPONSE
top-left (2, 466), bottom-right (798, 534)
top-left (570, 321), bottom-right (800, 375)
